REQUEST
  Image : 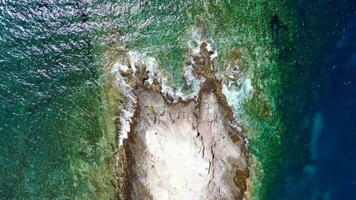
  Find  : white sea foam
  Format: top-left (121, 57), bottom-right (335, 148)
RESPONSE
top-left (111, 28), bottom-right (252, 146)
top-left (110, 62), bottom-right (137, 146)
top-left (217, 51), bottom-right (254, 118)
top-left (111, 44), bottom-right (205, 146)
top-left (222, 78), bottom-right (253, 116)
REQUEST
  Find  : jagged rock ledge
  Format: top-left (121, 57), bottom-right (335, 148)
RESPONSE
top-left (108, 37), bottom-right (251, 200)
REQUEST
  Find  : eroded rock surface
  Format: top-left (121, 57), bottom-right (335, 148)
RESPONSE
top-left (123, 87), bottom-right (248, 200)
top-left (110, 35), bottom-right (250, 200)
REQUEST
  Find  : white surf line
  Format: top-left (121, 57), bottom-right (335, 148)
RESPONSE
top-left (110, 61), bottom-right (137, 146)
top-left (111, 27), bottom-right (253, 147)
top-left (111, 30), bottom-right (218, 146)
top-left (216, 49), bottom-right (254, 118)
top-left (111, 29), bottom-right (252, 200)
top-left (110, 50), bottom-right (202, 146)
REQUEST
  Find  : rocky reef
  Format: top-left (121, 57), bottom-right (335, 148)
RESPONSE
top-left (107, 35), bottom-right (251, 200)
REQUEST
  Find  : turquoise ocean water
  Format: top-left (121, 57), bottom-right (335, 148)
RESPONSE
top-left (1, 1), bottom-right (354, 199)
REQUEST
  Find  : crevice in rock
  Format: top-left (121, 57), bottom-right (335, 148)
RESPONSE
top-left (110, 37), bottom-right (250, 200)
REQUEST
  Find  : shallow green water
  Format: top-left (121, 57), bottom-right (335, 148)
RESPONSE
top-left (0, 0), bottom-right (332, 199)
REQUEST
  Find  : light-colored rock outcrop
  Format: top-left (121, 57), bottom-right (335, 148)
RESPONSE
top-left (109, 33), bottom-right (250, 200)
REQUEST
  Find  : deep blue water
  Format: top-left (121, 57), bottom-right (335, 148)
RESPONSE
top-left (312, 13), bottom-right (356, 199)
top-left (274, 3), bottom-right (356, 199)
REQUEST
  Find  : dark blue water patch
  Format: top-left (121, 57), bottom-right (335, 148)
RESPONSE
top-left (281, 9), bottom-right (356, 200)
top-left (312, 14), bottom-right (356, 199)
top-left (269, 2), bottom-right (356, 199)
